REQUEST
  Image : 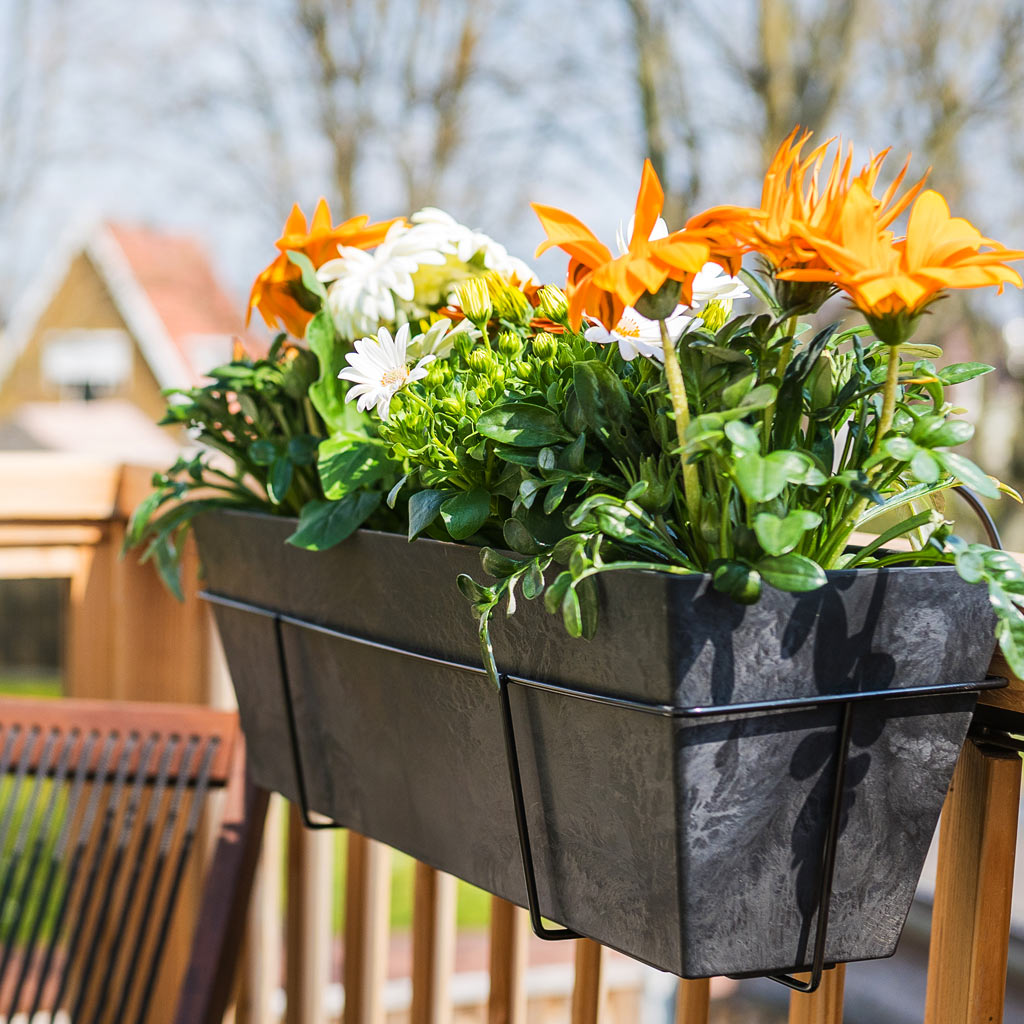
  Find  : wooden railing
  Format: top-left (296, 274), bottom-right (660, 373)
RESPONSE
top-left (1, 453), bottom-right (1021, 1024)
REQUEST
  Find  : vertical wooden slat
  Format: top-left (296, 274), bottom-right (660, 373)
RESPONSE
top-left (571, 939), bottom-right (605, 1024)
top-left (487, 897), bottom-right (529, 1024)
top-left (285, 806), bottom-right (333, 1024)
top-left (410, 861), bottom-right (456, 1024)
top-left (235, 796), bottom-right (284, 1024)
top-left (788, 965), bottom-right (845, 1024)
top-left (343, 831), bottom-right (392, 1024)
top-left (675, 978), bottom-right (710, 1023)
top-left (925, 740), bottom-right (1021, 1023)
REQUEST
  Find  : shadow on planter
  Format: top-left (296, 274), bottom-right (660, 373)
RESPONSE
top-left (195, 509), bottom-right (998, 980)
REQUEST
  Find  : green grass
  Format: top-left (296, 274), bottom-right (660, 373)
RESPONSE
top-left (0, 673), bottom-right (62, 699)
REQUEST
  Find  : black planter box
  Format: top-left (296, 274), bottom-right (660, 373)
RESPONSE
top-left (195, 508), bottom-right (997, 979)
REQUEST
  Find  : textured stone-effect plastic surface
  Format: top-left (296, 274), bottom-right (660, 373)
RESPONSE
top-left (195, 509), bottom-right (996, 978)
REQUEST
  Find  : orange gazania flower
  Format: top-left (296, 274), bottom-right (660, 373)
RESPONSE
top-left (780, 183), bottom-right (1024, 341)
top-left (698, 129), bottom-right (926, 314)
top-left (531, 160), bottom-right (718, 330)
top-left (248, 199), bottom-right (402, 337)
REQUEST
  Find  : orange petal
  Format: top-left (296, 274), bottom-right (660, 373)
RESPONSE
top-left (629, 160), bottom-right (665, 249)
top-left (531, 203), bottom-right (612, 267)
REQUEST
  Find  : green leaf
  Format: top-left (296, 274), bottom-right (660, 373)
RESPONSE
top-left (249, 440), bottom-right (277, 466)
top-left (440, 488), bottom-right (491, 540)
top-left (481, 548), bottom-right (525, 578)
top-left (561, 587), bottom-right (583, 637)
top-left (938, 362), bottom-right (994, 385)
top-left (576, 575), bottom-right (599, 638)
top-left (523, 562), bottom-right (545, 600)
top-left (544, 571), bottom-right (573, 613)
top-left (920, 420), bottom-right (974, 448)
top-left (737, 383), bottom-right (778, 411)
top-left (711, 561), bottom-right (762, 604)
top-left (456, 574), bottom-right (490, 604)
top-left (318, 439), bottom-right (386, 500)
top-left (955, 549), bottom-right (986, 584)
top-left (910, 449), bottom-right (941, 484)
top-left (572, 360), bottom-right (642, 460)
top-left (504, 517), bottom-right (543, 554)
top-left (306, 310), bottom-right (354, 434)
top-left (408, 489), bottom-right (449, 540)
top-left (934, 451), bottom-right (1001, 499)
top-left (476, 403), bottom-right (569, 448)
top-left (724, 420), bottom-right (760, 454)
top-left (268, 455), bottom-right (293, 505)
top-left (287, 435), bottom-right (320, 466)
top-left (734, 453), bottom-right (789, 502)
top-left (286, 492), bottom-right (381, 551)
top-left (882, 436), bottom-right (917, 462)
top-left (753, 510), bottom-right (822, 557)
top-left (847, 509), bottom-right (938, 566)
top-left (285, 250), bottom-right (328, 301)
top-left (721, 371), bottom-right (756, 408)
top-left (757, 553), bottom-right (827, 592)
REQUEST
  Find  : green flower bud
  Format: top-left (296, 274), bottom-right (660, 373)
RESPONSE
top-left (537, 285), bottom-right (568, 321)
top-left (700, 299), bottom-right (732, 333)
top-left (457, 278), bottom-right (493, 325)
top-left (488, 273), bottom-right (531, 320)
top-left (425, 363), bottom-right (447, 389)
top-left (634, 278), bottom-right (683, 321)
top-left (497, 331), bottom-right (522, 358)
top-left (514, 360), bottom-right (532, 379)
top-left (466, 348), bottom-right (494, 373)
top-left (531, 333), bottom-right (558, 361)
top-left (453, 329), bottom-right (476, 360)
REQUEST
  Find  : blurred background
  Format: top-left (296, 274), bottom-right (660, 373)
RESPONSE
top-left (2, 1), bottom-right (1024, 1021)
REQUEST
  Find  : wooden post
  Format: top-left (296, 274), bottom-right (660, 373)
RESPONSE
top-left (488, 897), bottom-right (529, 1024)
top-left (925, 740), bottom-right (1021, 1023)
top-left (236, 796), bottom-right (284, 1024)
top-left (285, 806), bottom-right (333, 1024)
top-left (571, 939), bottom-right (605, 1024)
top-left (411, 861), bottom-right (456, 1024)
top-left (675, 979), bottom-right (710, 1023)
top-left (788, 966), bottom-right (845, 1024)
top-left (343, 832), bottom-right (392, 1024)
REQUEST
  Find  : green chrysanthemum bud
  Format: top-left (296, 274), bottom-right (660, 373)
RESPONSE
top-left (440, 396), bottom-right (464, 417)
top-left (457, 278), bottom-right (493, 325)
top-left (497, 331), bottom-right (522, 358)
top-left (453, 329), bottom-right (476, 360)
top-left (467, 348), bottom-right (498, 375)
top-left (425, 363), bottom-right (447, 389)
top-left (700, 299), bottom-right (732, 333)
top-left (537, 285), bottom-right (568, 321)
top-left (531, 333), bottom-right (558, 361)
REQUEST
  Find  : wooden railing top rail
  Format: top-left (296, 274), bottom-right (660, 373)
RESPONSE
top-left (0, 453), bottom-right (156, 524)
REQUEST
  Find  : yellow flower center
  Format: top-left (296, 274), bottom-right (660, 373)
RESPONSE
top-left (380, 365), bottom-right (409, 388)
top-left (614, 312), bottom-right (642, 338)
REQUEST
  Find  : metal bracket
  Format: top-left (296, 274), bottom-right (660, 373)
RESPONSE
top-left (968, 703), bottom-right (1024, 759)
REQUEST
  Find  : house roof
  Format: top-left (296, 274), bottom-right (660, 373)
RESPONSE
top-left (0, 220), bottom-right (259, 393)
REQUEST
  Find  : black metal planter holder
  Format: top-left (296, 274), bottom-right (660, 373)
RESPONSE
top-left (202, 589), bottom-right (1006, 995)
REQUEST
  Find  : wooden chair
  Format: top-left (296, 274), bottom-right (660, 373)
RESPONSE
top-left (0, 697), bottom-right (268, 1024)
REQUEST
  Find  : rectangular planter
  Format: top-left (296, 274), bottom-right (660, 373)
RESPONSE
top-left (195, 508), bottom-right (997, 979)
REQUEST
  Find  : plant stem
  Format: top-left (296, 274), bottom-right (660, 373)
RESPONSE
top-left (871, 345), bottom-right (902, 455)
top-left (659, 318), bottom-right (701, 525)
top-left (762, 314), bottom-right (798, 449)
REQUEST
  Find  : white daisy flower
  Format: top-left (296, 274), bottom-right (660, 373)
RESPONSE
top-left (690, 263), bottom-right (749, 307)
top-left (584, 306), bottom-right (700, 362)
top-left (338, 323), bottom-right (434, 420)
top-left (319, 221), bottom-right (449, 338)
top-left (406, 317), bottom-right (480, 362)
top-left (411, 207), bottom-right (540, 286)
